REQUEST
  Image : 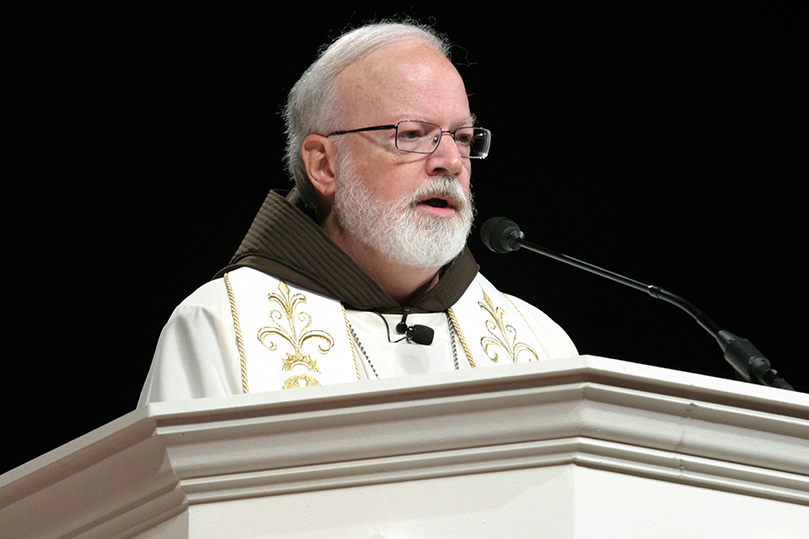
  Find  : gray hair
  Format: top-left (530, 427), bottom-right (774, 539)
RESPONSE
top-left (282, 21), bottom-right (452, 211)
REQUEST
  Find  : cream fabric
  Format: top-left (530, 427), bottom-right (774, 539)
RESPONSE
top-left (138, 267), bottom-right (577, 406)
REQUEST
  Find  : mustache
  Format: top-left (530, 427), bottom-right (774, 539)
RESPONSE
top-left (407, 176), bottom-right (468, 211)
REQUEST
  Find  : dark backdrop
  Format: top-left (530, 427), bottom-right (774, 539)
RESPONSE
top-left (5, 4), bottom-right (806, 473)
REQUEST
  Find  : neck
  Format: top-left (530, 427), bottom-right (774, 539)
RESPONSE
top-left (367, 261), bottom-right (441, 306)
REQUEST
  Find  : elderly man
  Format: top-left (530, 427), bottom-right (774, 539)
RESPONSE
top-left (138, 21), bottom-right (577, 405)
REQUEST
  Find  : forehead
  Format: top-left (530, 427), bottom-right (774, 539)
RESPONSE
top-left (335, 40), bottom-right (471, 125)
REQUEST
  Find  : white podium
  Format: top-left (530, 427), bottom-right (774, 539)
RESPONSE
top-left (2, 355), bottom-right (808, 538)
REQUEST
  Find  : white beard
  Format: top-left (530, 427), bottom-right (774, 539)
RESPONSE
top-left (332, 158), bottom-right (474, 269)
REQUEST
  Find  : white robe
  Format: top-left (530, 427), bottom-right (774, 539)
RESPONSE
top-left (138, 267), bottom-right (577, 406)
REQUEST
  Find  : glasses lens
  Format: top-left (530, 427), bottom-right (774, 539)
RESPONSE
top-left (455, 127), bottom-right (491, 159)
top-left (395, 121), bottom-right (491, 158)
top-left (395, 121), bottom-right (439, 154)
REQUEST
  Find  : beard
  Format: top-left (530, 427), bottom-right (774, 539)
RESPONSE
top-left (332, 155), bottom-right (475, 269)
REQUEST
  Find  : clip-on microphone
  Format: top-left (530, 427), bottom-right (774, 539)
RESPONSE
top-left (393, 308), bottom-right (435, 345)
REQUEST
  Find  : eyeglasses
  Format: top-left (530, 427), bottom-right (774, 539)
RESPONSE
top-left (327, 120), bottom-right (491, 159)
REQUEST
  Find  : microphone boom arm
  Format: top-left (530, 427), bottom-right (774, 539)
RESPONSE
top-left (482, 217), bottom-right (794, 391)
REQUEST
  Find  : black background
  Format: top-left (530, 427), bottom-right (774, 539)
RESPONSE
top-left (5, 4), bottom-right (806, 473)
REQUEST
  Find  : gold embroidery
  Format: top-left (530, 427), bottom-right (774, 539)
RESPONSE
top-left (257, 281), bottom-right (334, 373)
top-left (503, 294), bottom-right (550, 360)
top-left (282, 374), bottom-right (322, 389)
top-left (478, 289), bottom-right (539, 363)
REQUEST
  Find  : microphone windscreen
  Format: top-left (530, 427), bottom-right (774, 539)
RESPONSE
top-left (481, 217), bottom-right (523, 253)
top-left (407, 325), bottom-right (435, 345)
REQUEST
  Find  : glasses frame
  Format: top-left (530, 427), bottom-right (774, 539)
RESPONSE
top-left (326, 120), bottom-right (491, 159)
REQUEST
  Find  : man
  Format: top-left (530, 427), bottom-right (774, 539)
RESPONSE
top-left (138, 21), bottom-right (577, 405)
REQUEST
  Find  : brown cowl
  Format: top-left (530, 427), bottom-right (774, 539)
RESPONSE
top-left (214, 189), bottom-right (479, 314)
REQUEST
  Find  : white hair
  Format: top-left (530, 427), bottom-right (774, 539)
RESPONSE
top-left (282, 21), bottom-right (452, 211)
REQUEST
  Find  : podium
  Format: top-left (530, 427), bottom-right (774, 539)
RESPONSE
top-left (2, 355), bottom-right (808, 538)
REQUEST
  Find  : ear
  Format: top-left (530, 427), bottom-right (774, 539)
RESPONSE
top-left (301, 134), bottom-right (338, 199)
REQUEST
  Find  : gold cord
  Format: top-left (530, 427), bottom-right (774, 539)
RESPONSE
top-left (224, 272), bottom-right (249, 393)
top-left (447, 307), bottom-right (476, 367)
top-left (341, 305), bottom-right (363, 381)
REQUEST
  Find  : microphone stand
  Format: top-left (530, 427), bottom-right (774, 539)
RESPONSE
top-left (483, 217), bottom-right (794, 391)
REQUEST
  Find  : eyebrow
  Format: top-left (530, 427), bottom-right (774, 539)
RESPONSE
top-left (443, 115), bottom-right (477, 129)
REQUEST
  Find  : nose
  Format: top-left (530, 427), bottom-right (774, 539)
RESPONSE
top-left (428, 131), bottom-right (465, 178)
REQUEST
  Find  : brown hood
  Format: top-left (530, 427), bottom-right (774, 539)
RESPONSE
top-left (215, 189), bottom-right (479, 314)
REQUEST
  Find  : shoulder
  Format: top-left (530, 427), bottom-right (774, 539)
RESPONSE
top-left (170, 267), bottom-right (260, 316)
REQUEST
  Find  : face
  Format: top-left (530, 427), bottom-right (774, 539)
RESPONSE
top-left (333, 149), bottom-right (475, 268)
top-left (329, 40), bottom-right (476, 267)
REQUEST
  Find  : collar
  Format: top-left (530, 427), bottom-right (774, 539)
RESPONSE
top-left (215, 189), bottom-right (480, 313)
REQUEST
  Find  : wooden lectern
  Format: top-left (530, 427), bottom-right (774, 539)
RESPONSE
top-left (1, 356), bottom-right (808, 538)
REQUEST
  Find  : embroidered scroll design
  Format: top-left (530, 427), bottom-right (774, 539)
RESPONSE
top-left (257, 281), bottom-right (334, 375)
top-left (478, 289), bottom-right (539, 363)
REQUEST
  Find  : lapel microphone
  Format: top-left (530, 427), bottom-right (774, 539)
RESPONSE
top-left (395, 308), bottom-right (435, 345)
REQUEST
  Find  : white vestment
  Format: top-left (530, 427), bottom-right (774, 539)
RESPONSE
top-left (138, 267), bottom-right (577, 405)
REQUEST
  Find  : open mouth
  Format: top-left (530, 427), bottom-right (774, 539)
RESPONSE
top-left (410, 177), bottom-right (466, 217)
top-left (415, 195), bottom-right (459, 218)
top-left (419, 197), bottom-right (452, 209)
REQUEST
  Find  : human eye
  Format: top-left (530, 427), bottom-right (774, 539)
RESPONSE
top-left (397, 122), bottom-right (431, 141)
top-left (395, 121), bottom-right (438, 152)
top-left (454, 128), bottom-right (475, 146)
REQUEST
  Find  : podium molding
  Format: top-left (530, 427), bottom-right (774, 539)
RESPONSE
top-left (2, 355), bottom-right (808, 538)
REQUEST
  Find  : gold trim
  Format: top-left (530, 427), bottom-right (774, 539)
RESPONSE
top-left (341, 306), bottom-right (363, 381)
top-left (224, 272), bottom-right (249, 394)
top-left (447, 308), bottom-right (475, 368)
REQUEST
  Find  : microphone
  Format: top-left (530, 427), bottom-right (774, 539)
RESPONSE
top-left (481, 216), bottom-right (794, 391)
top-left (388, 309), bottom-right (435, 345)
top-left (406, 324), bottom-right (435, 346)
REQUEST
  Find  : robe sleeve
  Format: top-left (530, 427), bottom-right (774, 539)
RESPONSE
top-left (137, 280), bottom-right (243, 406)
